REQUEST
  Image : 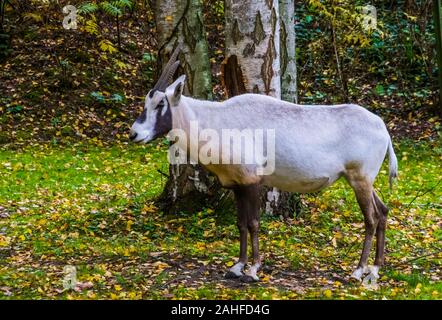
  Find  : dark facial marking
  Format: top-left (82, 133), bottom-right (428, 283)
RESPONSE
top-left (152, 99), bottom-right (172, 139)
top-left (148, 89), bottom-right (157, 98)
top-left (136, 108), bottom-right (147, 123)
top-left (155, 100), bottom-right (165, 110)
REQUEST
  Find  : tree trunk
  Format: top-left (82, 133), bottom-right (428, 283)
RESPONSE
top-left (222, 0), bottom-right (281, 97)
top-left (154, 0), bottom-right (223, 214)
top-left (222, 0), bottom-right (300, 217)
top-left (279, 0), bottom-right (297, 103)
top-left (154, 0), bottom-right (212, 99)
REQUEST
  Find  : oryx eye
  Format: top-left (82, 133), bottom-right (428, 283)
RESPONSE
top-left (155, 100), bottom-right (165, 110)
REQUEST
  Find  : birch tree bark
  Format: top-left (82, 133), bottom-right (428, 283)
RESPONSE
top-left (279, 0), bottom-right (298, 103)
top-left (223, 0), bottom-right (281, 98)
top-left (154, 0), bottom-right (212, 99)
top-left (153, 0), bottom-right (222, 214)
top-left (222, 0), bottom-right (300, 217)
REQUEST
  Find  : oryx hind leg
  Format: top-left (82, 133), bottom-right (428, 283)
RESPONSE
top-left (345, 170), bottom-right (379, 281)
top-left (373, 191), bottom-right (389, 269)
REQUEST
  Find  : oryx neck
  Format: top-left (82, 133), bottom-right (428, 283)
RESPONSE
top-left (171, 96), bottom-right (222, 132)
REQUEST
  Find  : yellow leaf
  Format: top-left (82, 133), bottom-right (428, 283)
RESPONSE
top-left (195, 242), bottom-right (205, 251)
top-left (99, 40), bottom-right (117, 54)
top-left (115, 60), bottom-right (128, 70)
top-left (85, 20), bottom-right (99, 36)
top-left (226, 261), bottom-right (234, 267)
top-left (415, 283), bottom-right (422, 294)
top-left (261, 275), bottom-right (270, 283)
top-left (24, 13), bottom-right (43, 22)
top-left (323, 289), bottom-right (332, 298)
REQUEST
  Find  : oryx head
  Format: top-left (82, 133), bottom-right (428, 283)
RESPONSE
top-left (129, 45), bottom-right (186, 143)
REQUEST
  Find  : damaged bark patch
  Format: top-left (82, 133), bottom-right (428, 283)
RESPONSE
top-left (183, 58), bottom-right (194, 95)
top-left (261, 36), bottom-right (276, 95)
top-left (222, 55), bottom-right (247, 97)
top-left (252, 11), bottom-right (265, 45)
top-left (280, 21), bottom-right (288, 76)
top-left (232, 19), bottom-right (243, 45)
top-left (242, 43), bottom-right (256, 57)
top-left (271, 7), bottom-right (277, 36)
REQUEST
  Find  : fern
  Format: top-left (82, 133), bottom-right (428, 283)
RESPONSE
top-left (85, 19), bottom-right (99, 36)
top-left (101, 1), bottom-right (122, 17)
top-left (77, 0), bottom-right (134, 52)
top-left (99, 39), bottom-right (117, 53)
top-left (78, 2), bottom-right (99, 15)
top-left (115, 0), bottom-right (133, 9)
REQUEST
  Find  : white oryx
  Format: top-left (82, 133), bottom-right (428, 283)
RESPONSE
top-left (130, 47), bottom-right (398, 283)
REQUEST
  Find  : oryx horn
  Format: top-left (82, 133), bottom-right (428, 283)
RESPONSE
top-left (153, 44), bottom-right (182, 91)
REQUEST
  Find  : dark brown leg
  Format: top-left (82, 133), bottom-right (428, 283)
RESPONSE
top-left (241, 184), bottom-right (261, 282)
top-left (373, 191), bottom-right (389, 267)
top-left (225, 184), bottom-right (259, 279)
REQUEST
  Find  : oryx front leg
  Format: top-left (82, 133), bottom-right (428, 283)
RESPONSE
top-left (240, 185), bottom-right (261, 283)
top-left (240, 218), bottom-right (261, 283)
top-left (224, 222), bottom-right (247, 279)
top-left (226, 184), bottom-right (261, 282)
top-left (225, 185), bottom-right (252, 279)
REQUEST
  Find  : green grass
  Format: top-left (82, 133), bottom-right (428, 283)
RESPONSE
top-left (0, 139), bottom-right (441, 299)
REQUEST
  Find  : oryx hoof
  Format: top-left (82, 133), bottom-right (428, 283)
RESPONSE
top-left (225, 271), bottom-right (242, 279)
top-left (362, 266), bottom-right (380, 290)
top-left (239, 274), bottom-right (259, 283)
top-left (351, 266), bottom-right (370, 281)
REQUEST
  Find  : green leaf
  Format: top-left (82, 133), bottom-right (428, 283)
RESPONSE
top-left (110, 94), bottom-right (124, 103)
top-left (375, 84), bottom-right (385, 96)
top-left (91, 91), bottom-right (105, 103)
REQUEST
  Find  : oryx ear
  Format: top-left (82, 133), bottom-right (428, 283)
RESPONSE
top-left (166, 75), bottom-right (186, 106)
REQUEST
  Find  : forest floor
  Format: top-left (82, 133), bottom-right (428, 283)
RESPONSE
top-left (0, 138), bottom-right (440, 299)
